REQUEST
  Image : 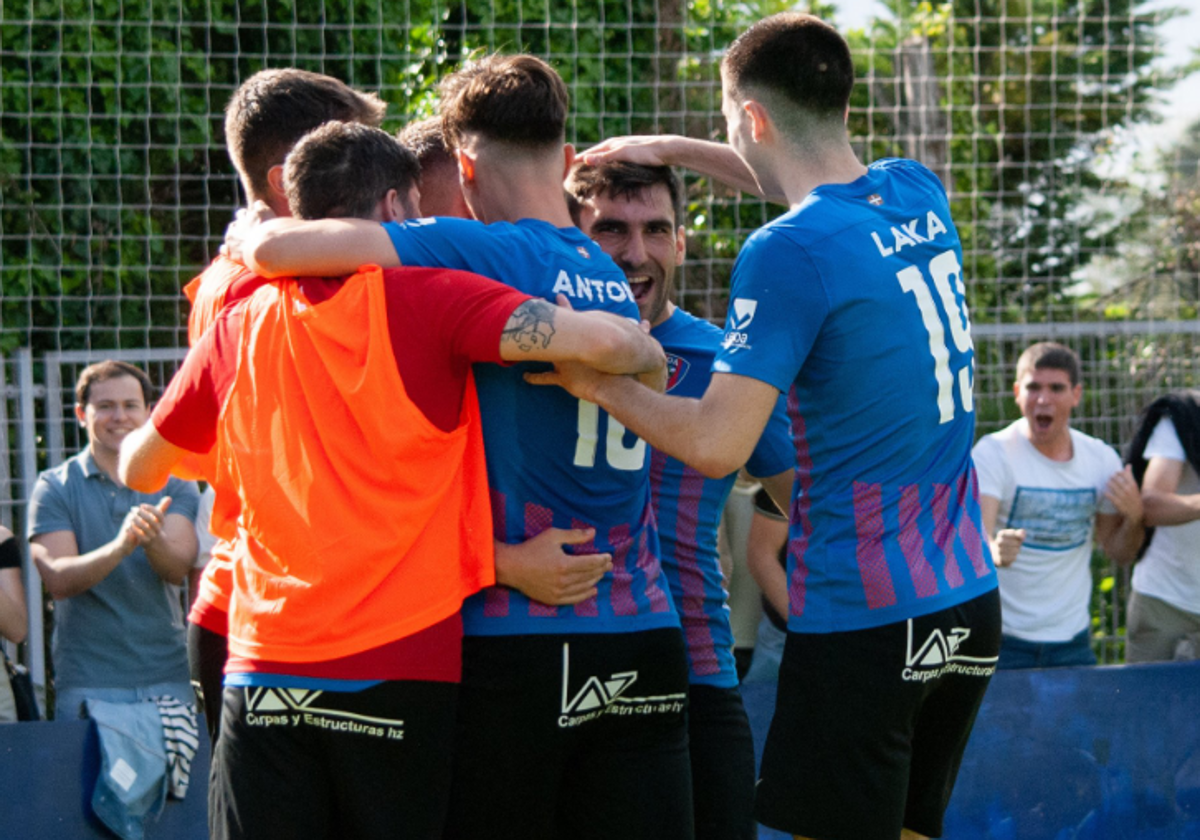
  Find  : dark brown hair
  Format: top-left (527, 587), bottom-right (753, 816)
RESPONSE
top-left (284, 122), bottom-right (420, 221)
top-left (1015, 342), bottom-right (1082, 387)
top-left (75, 361), bottom-right (154, 406)
top-left (440, 54), bottom-right (568, 150)
top-left (565, 161), bottom-right (684, 227)
top-left (722, 13), bottom-right (854, 120)
top-left (397, 116), bottom-right (457, 174)
top-left (224, 68), bottom-right (387, 202)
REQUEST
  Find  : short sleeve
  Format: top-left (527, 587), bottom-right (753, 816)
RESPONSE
top-left (1094, 442), bottom-right (1123, 516)
top-left (27, 473), bottom-right (73, 539)
top-left (154, 306), bottom-right (242, 454)
top-left (712, 229), bottom-right (829, 393)
top-left (384, 218), bottom-right (500, 275)
top-left (971, 435), bottom-right (1010, 503)
top-left (1144, 417), bottom-right (1186, 463)
top-left (746, 392), bottom-right (795, 478)
top-left (395, 269), bottom-right (531, 366)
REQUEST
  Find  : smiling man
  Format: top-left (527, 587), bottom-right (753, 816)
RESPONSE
top-left (27, 361), bottom-right (199, 719)
top-left (535, 14), bottom-right (1002, 840)
top-left (567, 159), bottom-right (794, 840)
top-left (972, 342), bottom-right (1144, 669)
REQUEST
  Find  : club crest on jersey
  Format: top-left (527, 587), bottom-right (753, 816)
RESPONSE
top-left (664, 354), bottom-right (690, 392)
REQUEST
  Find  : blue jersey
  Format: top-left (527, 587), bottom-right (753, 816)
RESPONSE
top-left (713, 159), bottom-right (997, 634)
top-left (384, 217), bottom-right (679, 636)
top-left (650, 308), bottom-right (794, 686)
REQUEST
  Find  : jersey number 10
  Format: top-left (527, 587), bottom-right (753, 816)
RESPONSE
top-left (574, 399), bottom-right (647, 470)
top-left (896, 249), bottom-right (975, 424)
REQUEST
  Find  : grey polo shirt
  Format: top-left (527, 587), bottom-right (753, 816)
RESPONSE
top-left (27, 449), bottom-right (199, 691)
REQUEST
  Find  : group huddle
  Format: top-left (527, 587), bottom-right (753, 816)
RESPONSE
top-left (45, 12), bottom-right (1008, 840)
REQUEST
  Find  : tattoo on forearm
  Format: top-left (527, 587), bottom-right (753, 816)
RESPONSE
top-left (502, 299), bottom-right (557, 352)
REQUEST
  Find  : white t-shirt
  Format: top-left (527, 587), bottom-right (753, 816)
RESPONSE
top-left (973, 419), bottom-right (1120, 641)
top-left (1132, 417), bottom-right (1200, 615)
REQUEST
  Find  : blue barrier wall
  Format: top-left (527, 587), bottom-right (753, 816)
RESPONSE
top-left (743, 661), bottom-right (1200, 840)
top-left (0, 719), bottom-right (209, 838)
top-left (2, 662), bottom-right (1198, 838)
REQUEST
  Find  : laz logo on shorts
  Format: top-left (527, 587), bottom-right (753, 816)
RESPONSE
top-left (557, 643), bottom-right (686, 729)
top-left (901, 623), bottom-right (997, 683)
top-left (240, 687), bottom-right (406, 740)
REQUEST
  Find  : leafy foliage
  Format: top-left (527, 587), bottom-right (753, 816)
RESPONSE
top-left (0, 0), bottom-right (1186, 351)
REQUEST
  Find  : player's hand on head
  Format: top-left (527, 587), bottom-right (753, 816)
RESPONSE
top-left (581, 135), bottom-right (681, 168)
top-left (221, 201), bottom-right (276, 265)
top-left (495, 528), bottom-right (613, 606)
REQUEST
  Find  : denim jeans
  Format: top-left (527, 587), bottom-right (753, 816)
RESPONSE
top-left (996, 629), bottom-right (1096, 670)
top-left (742, 616), bottom-right (787, 684)
top-left (55, 680), bottom-right (193, 721)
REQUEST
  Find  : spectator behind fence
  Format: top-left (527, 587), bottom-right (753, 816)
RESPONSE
top-left (0, 524), bottom-right (28, 722)
top-left (1125, 390), bottom-right (1200, 662)
top-left (27, 361), bottom-right (199, 719)
top-left (973, 342), bottom-right (1144, 669)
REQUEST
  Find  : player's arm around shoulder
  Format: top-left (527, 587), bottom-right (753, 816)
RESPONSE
top-left (529, 364), bottom-right (780, 480)
top-left (240, 216), bottom-right (399, 279)
top-left (498, 295), bottom-right (666, 377)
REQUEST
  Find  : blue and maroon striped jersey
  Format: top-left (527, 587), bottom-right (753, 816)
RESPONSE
top-left (713, 159), bottom-right (997, 634)
top-left (384, 217), bottom-right (680, 636)
top-left (651, 308), bottom-right (793, 686)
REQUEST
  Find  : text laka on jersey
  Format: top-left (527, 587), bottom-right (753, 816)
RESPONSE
top-left (870, 210), bottom-right (949, 258)
top-left (551, 270), bottom-right (635, 303)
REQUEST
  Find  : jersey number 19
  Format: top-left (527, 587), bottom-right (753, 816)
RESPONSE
top-left (896, 249), bottom-right (975, 424)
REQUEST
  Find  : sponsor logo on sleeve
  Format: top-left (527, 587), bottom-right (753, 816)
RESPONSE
top-left (722, 298), bottom-right (758, 352)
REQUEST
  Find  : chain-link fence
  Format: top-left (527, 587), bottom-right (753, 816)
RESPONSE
top-left (3, 0), bottom-right (1197, 675)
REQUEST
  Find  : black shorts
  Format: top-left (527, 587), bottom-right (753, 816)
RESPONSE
top-left (187, 622), bottom-right (227, 743)
top-left (443, 628), bottom-right (693, 840)
top-left (755, 587), bottom-right (1001, 840)
top-left (688, 683), bottom-right (756, 840)
top-left (209, 679), bottom-right (457, 840)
